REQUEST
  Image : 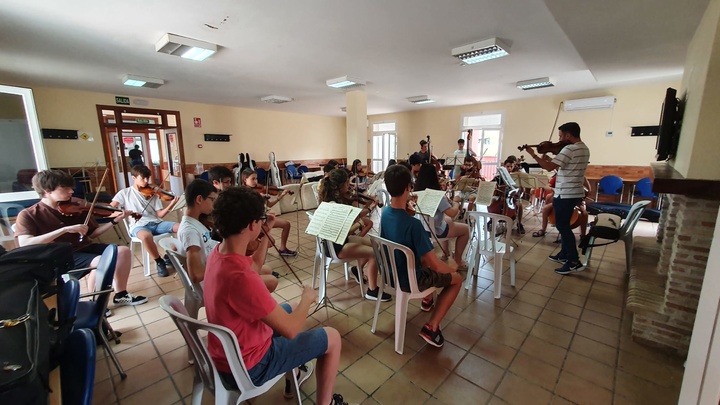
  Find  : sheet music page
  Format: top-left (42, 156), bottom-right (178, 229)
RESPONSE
top-left (414, 189), bottom-right (445, 216)
top-left (475, 181), bottom-right (497, 206)
top-left (305, 202), bottom-right (331, 236)
top-left (335, 206), bottom-right (363, 244)
top-left (317, 204), bottom-right (361, 244)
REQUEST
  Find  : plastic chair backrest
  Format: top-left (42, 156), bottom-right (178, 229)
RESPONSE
top-left (598, 175), bottom-right (624, 195)
top-left (286, 164), bottom-right (297, 176)
top-left (619, 200), bottom-right (650, 237)
top-left (467, 211), bottom-right (513, 254)
top-left (60, 328), bottom-right (96, 405)
top-left (298, 165), bottom-right (309, 173)
top-left (311, 182), bottom-right (320, 202)
top-left (199, 171), bottom-right (209, 181)
top-left (0, 202), bottom-right (24, 243)
top-left (59, 278), bottom-right (80, 328)
top-left (256, 167), bottom-right (267, 183)
top-left (634, 177), bottom-right (656, 198)
top-left (91, 245), bottom-right (118, 319)
top-left (159, 238), bottom-right (201, 296)
top-left (369, 234), bottom-right (422, 293)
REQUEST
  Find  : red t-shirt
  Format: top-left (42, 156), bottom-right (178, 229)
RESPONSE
top-left (203, 246), bottom-right (277, 372)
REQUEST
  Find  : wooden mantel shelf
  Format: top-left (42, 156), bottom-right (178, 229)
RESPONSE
top-left (651, 162), bottom-right (720, 200)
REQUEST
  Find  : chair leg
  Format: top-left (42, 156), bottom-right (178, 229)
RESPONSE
top-left (493, 254), bottom-right (503, 299)
top-left (344, 263), bottom-right (349, 281)
top-left (371, 284), bottom-right (384, 333)
top-left (394, 296), bottom-right (410, 355)
top-left (357, 260), bottom-right (365, 299)
top-left (582, 237), bottom-right (596, 267)
top-left (624, 238), bottom-right (634, 274)
top-left (99, 323), bottom-right (126, 379)
top-left (288, 369), bottom-right (302, 405)
top-left (142, 245), bottom-right (151, 277)
top-left (510, 252), bottom-right (516, 287)
top-left (191, 373), bottom-right (204, 405)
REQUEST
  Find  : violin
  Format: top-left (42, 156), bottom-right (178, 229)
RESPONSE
top-left (405, 196), bottom-right (418, 216)
top-left (517, 140), bottom-right (571, 155)
top-left (57, 198), bottom-right (141, 220)
top-left (252, 185), bottom-right (294, 196)
top-left (138, 185), bottom-right (176, 201)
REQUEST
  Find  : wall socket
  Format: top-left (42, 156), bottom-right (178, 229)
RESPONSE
top-left (606, 131), bottom-right (614, 137)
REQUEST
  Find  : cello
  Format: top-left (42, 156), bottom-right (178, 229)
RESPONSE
top-left (268, 151), bottom-right (282, 187)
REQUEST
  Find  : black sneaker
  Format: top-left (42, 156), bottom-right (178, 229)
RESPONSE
top-left (554, 260), bottom-right (585, 275)
top-left (517, 224), bottom-right (526, 234)
top-left (284, 362), bottom-right (314, 399)
top-left (113, 292), bottom-right (149, 306)
top-left (365, 287), bottom-right (391, 302)
top-left (548, 253), bottom-right (567, 264)
top-left (350, 266), bottom-right (367, 285)
top-left (156, 260), bottom-right (169, 277)
top-left (331, 393), bottom-right (348, 405)
top-left (419, 324), bottom-right (445, 347)
top-left (420, 296), bottom-right (434, 312)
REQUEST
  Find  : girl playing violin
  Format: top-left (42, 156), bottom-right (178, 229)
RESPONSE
top-left (321, 169), bottom-right (390, 301)
top-left (350, 159), bottom-right (368, 193)
top-left (241, 168), bottom-right (297, 256)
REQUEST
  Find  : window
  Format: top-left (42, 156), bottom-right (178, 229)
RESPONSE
top-left (461, 113), bottom-right (503, 180)
top-left (371, 122), bottom-right (397, 173)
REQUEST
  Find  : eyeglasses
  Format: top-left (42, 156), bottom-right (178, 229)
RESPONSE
top-left (257, 215), bottom-right (268, 225)
top-left (206, 196), bottom-right (216, 202)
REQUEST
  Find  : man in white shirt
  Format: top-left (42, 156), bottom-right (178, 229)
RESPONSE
top-left (452, 132), bottom-right (476, 179)
top-left (111, 165), bottom-right (179, 277)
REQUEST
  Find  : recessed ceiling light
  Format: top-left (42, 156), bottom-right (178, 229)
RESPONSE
top-left (122, 74), bottom-right (164, 88)
top-left (155, 33), bottom-right (217, 61)
top-left (261, 95), bottom-right (293, 104)
top-left (452, 38), bottom-right (510, 64)
top-left (408, 95), bottom-right (435, 104)
top-left (516, 77), bottom-right (555, 90)
top-left (326, 76), bottom-right (366, 89)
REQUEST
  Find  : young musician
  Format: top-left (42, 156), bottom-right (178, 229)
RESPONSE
top-left (15, 169), bottom-right (147, 306)
top-left (532, 175), bottom-right (590, 239)
top-left (208, 165), bottom-right (234, 192)
top-left (111, 165), bottom-right (179, 277)
top-left (349, 159), bottom-right (368, 192)
top-left (418, 139), bottom-right (430, 164)
top-left (414, 164), bottom-right (470, 271)
top-left (452, 133), bottom-right (476, 179)
top-left (320, 169), bottom-right (390, 301)
top-left (493, 159), bottom-right (526, 234)
top-left (381, 164), bottom-right (463, 347)
top-left (525, 122), bottom-right (590, 275)
top-left (241, 168), bottom-right (297, 256)
top-left (408, 153), bottom-right (422, 180)
top-left (204, 187), bottom-right (346, 404)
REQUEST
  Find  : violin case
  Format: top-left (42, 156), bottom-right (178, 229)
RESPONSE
top-left (586, 202), bottom-right (660, 223)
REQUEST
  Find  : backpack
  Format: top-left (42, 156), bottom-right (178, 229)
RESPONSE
top-left (579, 213), bottom-right (623, 254)
top-left (0, 243), bottom-right (74, 295)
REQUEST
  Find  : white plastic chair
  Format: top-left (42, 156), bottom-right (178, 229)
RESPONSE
top-left (465, 211), bottom-right (516, 299)
top-left (159, 295), bottom-right (300, 405)
top-left (158, 238), bottom-right (204, 319)
top-left (582, 200), bottom-right (650, 272)
top-left (368, 234), bottom-right (437, 355)
top-left (0, 203), bottom-right (24, 246)
top-left (123, 218), bottom-right (172, 277)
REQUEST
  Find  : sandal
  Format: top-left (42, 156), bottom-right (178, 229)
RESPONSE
top-left (532, 230), bottom-right (547, 237)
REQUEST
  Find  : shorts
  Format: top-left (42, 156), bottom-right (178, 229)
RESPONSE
top-left (130, 221), bottom-right (176, 237)
top-left (73, 243), bottom-right (110, 273)
top-left (220, 303), bottom-right (328, 388)
top-left (417, 267), bottom-right (453, 291)
top-left (427, 225), bottom-right (449, 239)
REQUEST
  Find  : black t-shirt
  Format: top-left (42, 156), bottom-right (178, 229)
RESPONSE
top-left (129, 149), bottom-right (142, 160)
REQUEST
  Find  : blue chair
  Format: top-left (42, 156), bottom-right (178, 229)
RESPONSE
top-left (595, 175), bottom-right (624, 203)
top-left (199, 171), bottom-right (210, 181)
top-left (631, 177), bottom-right (660, 207)
top-left (74, 245), bottom-right (127, 379)
top-left (285, 164), bottom-right (303, 183)
top-left (60, 329), bottom-right (96, 405)
top-left (298, 165), bottom-right (309, 174)
top-left (256, 167), bottom-right (267, 184)
top-left (58, 278), bottom-right (80, 333)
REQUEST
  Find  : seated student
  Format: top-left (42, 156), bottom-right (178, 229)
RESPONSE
top-left (241, 168), bottom-right (297, 256)
top-left (414, 164), bottom-right (470, 271)
top-left (111, 165), bottom-right (180, 277)
top-left (493, 159), bottom-right (526, 234)
top-left (349, 159), bottom-right (368, 193)
top-left (408, 153), bottom-right (422, 180)
top-left (204, 187), bottom-right (347, 404)
top-left (320, 169), bottom-right (390, 301)
top-left (381, 164), bottom-right (463, 347)
top-left (208, 165), bottom-right (235, 192)
top-left (15, 170), bottom-right (147, 306)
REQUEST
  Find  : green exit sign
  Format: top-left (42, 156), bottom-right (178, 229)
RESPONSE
top-left (115, 96), bottom-right (130, 105)
top-left (135, 119), bottom-right (150, 124)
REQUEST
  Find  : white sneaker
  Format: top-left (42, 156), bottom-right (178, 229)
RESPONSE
top-left (284, 362), bottom-right (314, 399)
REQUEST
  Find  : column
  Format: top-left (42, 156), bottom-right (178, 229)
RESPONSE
top-left (346, 90), bottom-right (367, 165)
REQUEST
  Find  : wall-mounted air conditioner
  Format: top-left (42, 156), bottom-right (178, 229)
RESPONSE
top-left (563, 96), bottom-right (616, 111)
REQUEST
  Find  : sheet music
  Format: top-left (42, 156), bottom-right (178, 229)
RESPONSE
top-left (305, 202), bottom-right (362, 244)
top-left (474, 181), bottom-right (497, 206)
top-left (413, 189), bottom-right (445, 216)
top-left (454, 177), bottom-right (476, 193)
top-left (497, 166), bottom-right (516, 187)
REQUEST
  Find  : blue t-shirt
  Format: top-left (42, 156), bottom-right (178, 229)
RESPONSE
top-left (380, 207), bottom-right (434, 291)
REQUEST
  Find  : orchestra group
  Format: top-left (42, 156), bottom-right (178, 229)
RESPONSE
top-left (13, 121), bottom-right (589, 404)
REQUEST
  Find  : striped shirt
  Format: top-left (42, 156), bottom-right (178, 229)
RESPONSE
top-left (552, 142), bottom-right (590, 199)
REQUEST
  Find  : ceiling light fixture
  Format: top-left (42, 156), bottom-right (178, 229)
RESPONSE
top-left (452, 38), bottom-right (510, 64)
top-left (516, 77), bottom-right (555, 90)
top-left (407, 95), bottom-right (435, 105)
top-left (326, 76), bottom-right (366, 89)
top-left (261, 95), bottom-right (293, 104)
top-left (155, 33), bottom-right (217, 61)
top-left (122, 74), bottom-right (164, 88)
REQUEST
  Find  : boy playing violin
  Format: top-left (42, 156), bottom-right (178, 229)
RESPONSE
top-left (14, 169), bottom-right (148, 306)
top-left (111, 165), bottom-right (180, 277)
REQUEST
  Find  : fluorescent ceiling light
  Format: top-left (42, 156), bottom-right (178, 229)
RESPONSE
top-left (326, 76), bottom-right (365, 89)
top-left (452, 38), bottom-right (510, 64)
top-left (155, 33), bottom-right (217, 61)
top-left (517, 77), bottom-right (555, 90)
top-left (122, 74), bottom-right (164, 88)
top-left (261, 95), bottom-right (293, 104)
top-left (408, 95), bottom-right (435, 104)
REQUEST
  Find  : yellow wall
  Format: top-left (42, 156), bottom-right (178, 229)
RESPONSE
top-left (369, 81), bottom-right (679, 166)
top-left (25, 86), bottom-right (346, 167)
top-left (674, 0), bottom-right (720, 179)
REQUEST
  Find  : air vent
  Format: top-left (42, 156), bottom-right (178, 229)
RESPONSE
top-left (261, 95), bottom-right (293, 104)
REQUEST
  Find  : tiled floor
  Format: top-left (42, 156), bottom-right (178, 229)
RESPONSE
top-left (90, 208), bottom-right (686, 405)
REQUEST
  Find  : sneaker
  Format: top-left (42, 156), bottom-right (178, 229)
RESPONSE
top-left (271, 271), bottom-right (281, 279)
top-left (163, 254), bottom-right (174, 269)
top-left (113, 292), bottom-right (149, 306)
top-left (365, 287), bottom-right (392, 302)
top-left (156, 260), bottom-right (169, 277)
top-left (420, 296), bottom-right (434, 312)
top-left (548, 253), bottom-right (567, 264)
top-left (517, 224), bottom-right (526, 234)
top-left (419, 323), bottom-right (445, 347)
top-left (279, 248), bottom-right (297, 257)
top-left (350, 266), bottom-right (362, 284)
top-left (331, 393), bottom-right (349, 405)
top-left (554, 260), bottom-right (585, 275)
top-left (284, 362), bottom-right (314, 399)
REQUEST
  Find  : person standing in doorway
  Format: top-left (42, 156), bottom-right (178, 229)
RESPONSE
top-left (129, 145), bottom-right (144, 168)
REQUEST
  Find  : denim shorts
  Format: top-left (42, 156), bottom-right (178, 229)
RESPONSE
top-left (220, 303), bottom-right (328, 388)
top-left (130, 221), bottom-right (176, 237)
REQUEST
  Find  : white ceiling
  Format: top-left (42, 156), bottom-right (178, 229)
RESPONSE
top-left (0, 0), bottom-right (709, 116)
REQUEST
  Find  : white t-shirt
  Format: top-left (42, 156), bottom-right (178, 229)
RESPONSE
top-left (552, 142), bottom-right (590, 199)
top-left (112, 187), bottom-right (163, 227)
top-left (178, 215), bottom-right (218, 266)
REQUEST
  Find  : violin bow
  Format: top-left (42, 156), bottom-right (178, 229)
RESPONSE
top-left (261, 227), bottom-right (304, 286)
top-left (80, 168), bottom-right (109, 242)
top-left (409, 191), bottom-right (451, 259)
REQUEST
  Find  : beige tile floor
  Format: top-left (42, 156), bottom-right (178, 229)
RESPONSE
top-left (90, 209), bottom-right (685, 405)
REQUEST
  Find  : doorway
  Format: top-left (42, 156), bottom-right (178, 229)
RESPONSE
top-left (96, 106), bottom-right (186, 196)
